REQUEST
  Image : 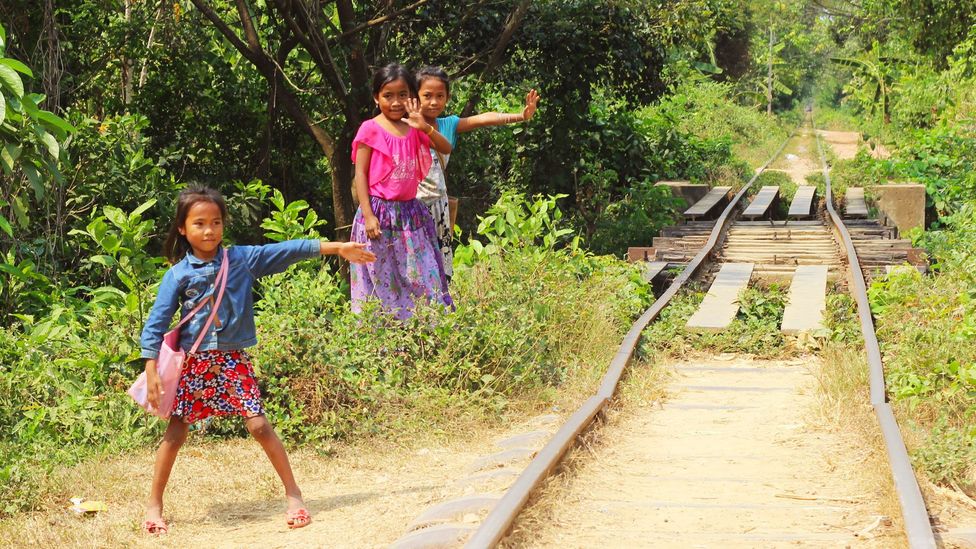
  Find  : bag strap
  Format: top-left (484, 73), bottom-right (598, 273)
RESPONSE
top-left (179, 248), bottom-right (230, 354)
top-left (435, 150), bottom-right (448, 179)
top-left (189, 247), bottom-right (229, 354)
top-left (172, 247), bottom-right (228, 332)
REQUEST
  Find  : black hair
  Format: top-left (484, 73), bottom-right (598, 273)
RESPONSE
top-left (163, 186), bottom-right (227, 264)
top-left (371, 63), bottom-right (418, 98)
top-left (416, 66), bottom-right (451, 96)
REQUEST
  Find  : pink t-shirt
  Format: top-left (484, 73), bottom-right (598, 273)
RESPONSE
top-left (351, 119), bottom-right (433, 201)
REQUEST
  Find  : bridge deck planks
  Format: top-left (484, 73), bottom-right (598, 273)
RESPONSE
top-left (844, 187), bottom-right (869, 218)
top-left (642, 261), bottom-right (670, 282)
top-left (742, 186), bottom-right (780, 219)
top-left (787, 186), bottom-right (816, 218)
top-left (781, 265), bottom-right (828, 335)
top-left (686, 263), bottom-right (754, 332)
top-left (684, 186), bottom-right (732, 220)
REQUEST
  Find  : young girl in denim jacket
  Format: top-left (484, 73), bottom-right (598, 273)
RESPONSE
top-left (138, 186), bottom-right (374, 534)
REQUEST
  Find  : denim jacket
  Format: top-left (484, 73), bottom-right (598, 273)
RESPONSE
top-left (139, 239), bottom-right (320, 359)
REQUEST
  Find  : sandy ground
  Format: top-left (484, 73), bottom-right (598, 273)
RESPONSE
top-left (817, 130), bottom-right (862, 160)
top-left (0, 413), bottom-right (563, 548)
top-left (767, 128), bottom-right (822, 185)
top-left (507, 355), bottom-right (907, 548)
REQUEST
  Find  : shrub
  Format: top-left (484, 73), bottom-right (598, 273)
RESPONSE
top-left (0, 192), bottom-right (652, 514)
top-left (867, 207), bottom-right (976, 489)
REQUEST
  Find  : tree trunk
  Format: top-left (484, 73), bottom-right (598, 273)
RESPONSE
top-left (41, 0), bottom-right (63, 112)
top-left (766, 23), bottom-right (773, 116)
top-left (122, 0), bottom-right (134, 104)
top-left (331, 125), bottom-right (357, 240)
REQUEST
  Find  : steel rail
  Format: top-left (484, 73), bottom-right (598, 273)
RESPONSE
top-left (814, 120), bottom-right (936, 549)
top-left (464, 137), bottom-right (791, 549)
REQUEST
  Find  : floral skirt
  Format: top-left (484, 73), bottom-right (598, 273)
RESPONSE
top-left (351, 196), bottom-right (453, 320)
top-left (419, 194), bottom-right (454, 279)
top-left (172, 349), bottom-right (264, 424)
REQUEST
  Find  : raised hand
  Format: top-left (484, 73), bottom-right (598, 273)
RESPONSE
top-left (522, 89), bottom-right (540, 121)
top-left (403, 98), bottom-right (429, 130)
top-left (339, 241), bottom-right (377, 263)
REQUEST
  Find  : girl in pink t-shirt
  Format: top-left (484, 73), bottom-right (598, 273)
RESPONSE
top-left (350, 64), bottom-right (454, 319)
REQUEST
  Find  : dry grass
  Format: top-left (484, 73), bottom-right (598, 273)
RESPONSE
top-left (812, 344), bottom-right (908, 545)
top-left (0, 414), bottom-right (530, 548)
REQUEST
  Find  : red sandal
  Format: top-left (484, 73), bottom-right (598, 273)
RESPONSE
top-left (286, 508), bottom-right (311, 529)
top-left (142, 518), bottom-right (168, 535)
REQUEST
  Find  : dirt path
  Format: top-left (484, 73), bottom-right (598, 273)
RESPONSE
top-left (508, 355), bottom-right (906, 548)
top-left (817, 130), bottom-right (861, 160)
top-left (766, 127), bottom-right (822, 185)
top-left (0, 414), bottom-right (562, 548)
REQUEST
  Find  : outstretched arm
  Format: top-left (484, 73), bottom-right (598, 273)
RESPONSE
top-left (457, 89), bottom-right (539, 134)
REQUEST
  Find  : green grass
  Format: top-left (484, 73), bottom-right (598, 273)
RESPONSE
top-left (638, 282), bottom-right (800, 360)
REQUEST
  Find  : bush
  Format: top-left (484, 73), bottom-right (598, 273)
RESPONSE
top-left (0, 192), bottom-right (652, 515)
top-left (867, 205), bottom-right (976, 489)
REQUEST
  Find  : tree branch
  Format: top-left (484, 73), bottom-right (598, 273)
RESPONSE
top-left (234, 0), bottom-right (263, 52)
top-left (461, 0), bottom-right (531, 117)
top-left (189, 0), bottom-right (260, 64)
top-left (190, 0), bottom-right (335, 157)
top-left (271, 0), bottom-right (350, 101)
top-left (330, 0), bottom-right (429, 44)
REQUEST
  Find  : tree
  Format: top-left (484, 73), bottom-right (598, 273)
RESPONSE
top-left (184, 0), bottom-right (531, 237)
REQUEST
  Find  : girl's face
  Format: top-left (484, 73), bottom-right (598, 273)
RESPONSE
top-left (418, 79), bottom-right (449, 119)
top-left (375, 78), bottom-right (412, 121)
top-left (179, 200), bottom-right (224, 260)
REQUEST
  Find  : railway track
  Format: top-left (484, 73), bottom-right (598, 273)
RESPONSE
top-left (390, 119), bottom-right (937, 548)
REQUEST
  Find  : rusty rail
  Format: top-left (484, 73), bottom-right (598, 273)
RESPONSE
top-left (814, 122), bottom-right (936, 549)
top-left (464, 137), bottom-right (791, 549)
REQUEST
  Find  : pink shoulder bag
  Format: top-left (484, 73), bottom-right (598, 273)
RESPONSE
top-left (128, 248), bottom-right (229, 418)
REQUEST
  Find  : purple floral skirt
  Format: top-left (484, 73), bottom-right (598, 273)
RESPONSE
top-left (351, 196), bottom-right (453, 320)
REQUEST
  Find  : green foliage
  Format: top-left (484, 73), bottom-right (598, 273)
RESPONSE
top-left (260, 188), bottom-right (327, 243)
top-left (251, 245), bottom-right (649, 442)
top-left (0, 21), bottom-right (73, 188)
top-left (831, 51), bottom-right (892, 125)
top-left (587, 181), bottom-right (682, 258)
top-left (867, 208), bottom-right (976, 487)
top-left (71, 200), bottom-right (165, 303)
top-left (0, 189), bottom-right (652, 515)
top-left (888, 127), bottom-right (976, 216)
top-left (455, 191), bottom-right (578, 268)
top-left (640, 283), bottom-right (797, 359)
